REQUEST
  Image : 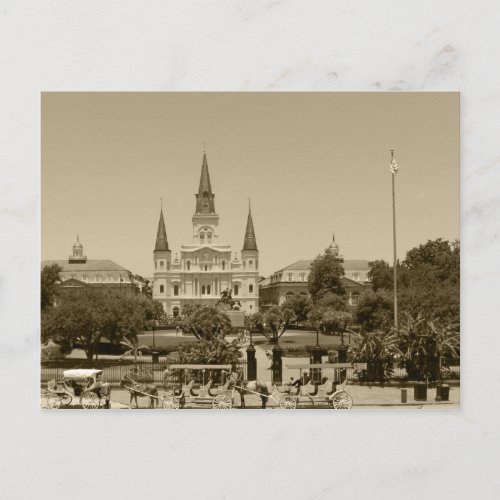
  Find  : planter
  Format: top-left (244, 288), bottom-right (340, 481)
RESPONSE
top-left (414, 382), bottom-right (427, 401)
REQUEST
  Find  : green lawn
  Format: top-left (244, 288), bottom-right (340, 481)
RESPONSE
top-left (252, 330), bottom-right (353, 351)
top-left (136, 329), bottom-right (353, 352)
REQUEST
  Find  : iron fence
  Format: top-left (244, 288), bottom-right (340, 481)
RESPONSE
top-left (41, 359), bottom-right (456, 385)
top-left (42, 358), bottom-right (248, 386)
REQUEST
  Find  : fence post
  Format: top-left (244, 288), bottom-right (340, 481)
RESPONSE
top-left (311, 345), bottom-right (322, 384)
top-left (271, 345), bottom-right (282, 385)
top-left (246, 344), bottom-right (257, 381)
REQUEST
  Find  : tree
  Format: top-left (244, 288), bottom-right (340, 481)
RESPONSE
top-left (367, 260), bottom-right (393, 292)
top-left (182, 307), bottom-right (232, 341)
top-left (396, 314), bottom-right (459, 381)
top-left (41, 290), bottom-right (164, 360)
top-left (42, 291), bottom-right (103, 360)
top-left (175, 307), bottom-right (242, 369)
top-left (308, 292), bottom-right (351, 334)
top-left (355, 290), bottom-right (394, 331)
top-left (351, 330), bottom-right (399, 382)
top-left (280, 295), bottom-right (312, 323)
top-left (259, 305), bottom-right (296, 343)
top-left (41, 264), bottom-right (62, 311)
top-left (362, 239), bottom-right (459, 328)
top-left (308, 248), bottom-right (345, 303)
top-left (245, 312), bottom-right (264, 332)
top-left (176, 337), bottom-right (242, 366)
top-left (404, 238), bottom-right (459, 277)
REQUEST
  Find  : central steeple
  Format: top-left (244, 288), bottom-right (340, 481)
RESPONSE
top-left (192, 152), bottom-right (220, 245)
top-left (195, 153), bottom-right (216, 215)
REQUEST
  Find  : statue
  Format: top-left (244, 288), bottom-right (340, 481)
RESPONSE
top-left (217, 288), bottom-right (241, 311)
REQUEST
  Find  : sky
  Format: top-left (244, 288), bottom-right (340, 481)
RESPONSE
top-left (41, 92), bottom-right (459, 278)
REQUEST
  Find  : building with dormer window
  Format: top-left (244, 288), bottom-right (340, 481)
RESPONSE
top-left (152, 153), bottom-right (259, 316)
top-left (42, 236), bottom-right (140, 296)
top-left (259, 235), bottom-right (370, 310)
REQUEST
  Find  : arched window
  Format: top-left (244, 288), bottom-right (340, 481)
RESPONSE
top-left (159, 284), bottom-right (164, 293)
top-left (173, 307), bottom-right (179, 318)
top-left (249, 260), bottom-right (253, 268)
top-left (186, 260), bottom-right (191, 271)
top-left (207, 285), bottom-right (211, 295)
top-left (207, 233), bottom-right (212, 244)
top-left (160, 261), bottom-right (164, 268)
top-left (174, 285), bottom-right (179, 296)
top-left (200, 233), bottom-right (205, 244)
top-left (249, 284), bottom-right (254, 294)
top-left (286, 292), bottom-right (294, 300)
top-left (233, 284), bottom-right (239, 296)
top-left (204, 265), bottom-right (208, 271)
top-left (221, 260), bottom-right (225, 270)
top-left (202, 285), bottom-right (206, 295)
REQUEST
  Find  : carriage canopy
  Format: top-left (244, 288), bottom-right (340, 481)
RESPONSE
top-left (168, 364), bottom-right (232, 370)
top-left (63, 369), bottom-right (103, 379)
top-left (285, 363), bottom-right (367, 370)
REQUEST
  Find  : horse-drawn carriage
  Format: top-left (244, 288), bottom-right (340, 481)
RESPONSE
top-left (161, 364), bottom-right (235, 409)
top-left (45, 369), bottom-right (111, 409)
top-left (279, 362), bottom-right (367, 409)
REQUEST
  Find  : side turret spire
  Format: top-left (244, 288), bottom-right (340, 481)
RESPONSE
top-left (154, 209), bottom-right (169, 251)
top-left (243, 199), bottom-right (258, 251)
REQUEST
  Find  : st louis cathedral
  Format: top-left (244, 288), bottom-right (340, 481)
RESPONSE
top-left (152, 153), bottom-right (259, 316)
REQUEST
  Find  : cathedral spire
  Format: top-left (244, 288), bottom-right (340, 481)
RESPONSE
top-left (243, 200), bottom-right (258, 251)
top-left (195, 153), bottom-right (216, 214)
top-left (154, 209), bottom-right (169, 251)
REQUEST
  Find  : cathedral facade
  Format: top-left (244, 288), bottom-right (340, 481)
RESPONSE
top-left (152, 153), bottom-right (259, 316)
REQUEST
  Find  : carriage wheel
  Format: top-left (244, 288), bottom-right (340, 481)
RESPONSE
top-left (331, 391), bottom-right (353, 409)
top-left (212, 394), bottom-right (232, 409)
top-left (61, 393), bottom-right (73, 406)
top-left (279, 395), bottom-right (297, 409)
top-left (162, 396), bottom-right (180, 409)
top-left (81, 391), bottom-right (100, 409)
top-left (47, 395), bottom-right (62, 409)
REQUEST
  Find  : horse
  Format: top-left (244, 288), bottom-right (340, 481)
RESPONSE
top-left (226, 371), bottom-right (270, 409)
top-left (120, 375), bottom-right (158, 409)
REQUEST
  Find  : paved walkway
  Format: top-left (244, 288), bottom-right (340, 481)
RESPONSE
top-left (41, 383), bottom-right (459, 409)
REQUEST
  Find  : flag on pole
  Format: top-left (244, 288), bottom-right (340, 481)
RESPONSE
top-left (389, 158), bottom-right (399, 175)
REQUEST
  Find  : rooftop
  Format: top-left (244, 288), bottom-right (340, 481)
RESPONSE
top-left (276, 259), bottom-right (370, 273)
top-left (41, 259), bottom-right (129, 273)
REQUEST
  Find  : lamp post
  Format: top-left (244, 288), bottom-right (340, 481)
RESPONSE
top-left (246, 329), bottom-right (257, 381)
top-left (312, 325), bottom-right (322, 384)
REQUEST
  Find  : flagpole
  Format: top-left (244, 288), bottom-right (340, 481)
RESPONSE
top-left (391, 149), bottom-right (398, 332)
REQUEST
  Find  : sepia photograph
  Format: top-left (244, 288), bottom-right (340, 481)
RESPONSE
top-left (41, 92), bottom-right (459, 410)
